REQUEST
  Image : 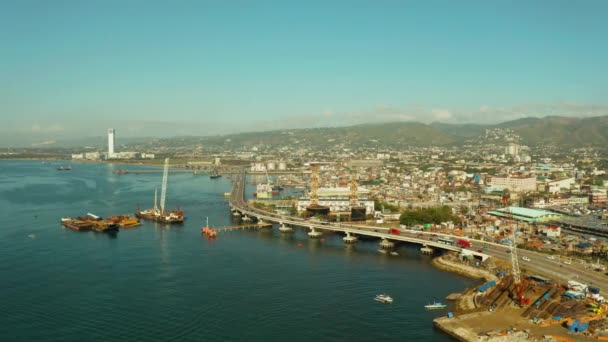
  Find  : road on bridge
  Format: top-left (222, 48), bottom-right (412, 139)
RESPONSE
top-left (229, 168), bottom-right (608, 292)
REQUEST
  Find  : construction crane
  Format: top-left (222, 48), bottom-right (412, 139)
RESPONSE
top-left (502, 190), bottom-right (527, 306)
top-left (160, 158), bottom-right (169, 215)
top-left (349, 173), bottom-right (359, 208)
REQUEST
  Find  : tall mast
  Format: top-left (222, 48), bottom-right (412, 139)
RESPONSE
top-left (160, 158), bottom-right (169, 215)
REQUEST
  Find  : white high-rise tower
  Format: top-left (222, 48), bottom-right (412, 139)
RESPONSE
top-left (108, 128), bottom-right (115, 154)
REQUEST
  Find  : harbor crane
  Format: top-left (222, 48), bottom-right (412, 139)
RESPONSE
top-left (160, 158), bottom-right (169, 215)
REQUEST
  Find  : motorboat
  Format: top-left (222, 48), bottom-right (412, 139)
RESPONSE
top-left (389, 251), bottom-right (399, 256)
top-left (375, 294), bottom-right (393, 303)
top-left (425, 301), bottom-right (447, 309)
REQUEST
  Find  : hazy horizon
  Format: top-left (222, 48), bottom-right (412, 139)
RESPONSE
top-left (2, 1), bottom-right (607, 146)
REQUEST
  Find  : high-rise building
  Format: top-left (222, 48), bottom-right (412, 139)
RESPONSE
top-left (505, 143), bottom-right (519, 156)
top-left (108, 128), bottom-right (115, 154)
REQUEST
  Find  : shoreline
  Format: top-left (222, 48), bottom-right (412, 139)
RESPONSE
top-left (431, 255), bottom-right (498, 341)
top-left (431, 254), bottom-right (497, 283)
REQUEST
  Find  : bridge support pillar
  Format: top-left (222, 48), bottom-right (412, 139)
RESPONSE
top-left (232, 211), bottom-right (241, 217)
top-left (420, 244), bottom-right (434, 255)
top-left (308, 227), bottom-right (323, 238)
top-left (242, 215), bottom-right (252, 222)
top-left (279, 223), bottom-right (293, 233)
top-left (379, 239), bottom-right (394, 250)
top-left (343, 232), bottom-right (358, 244)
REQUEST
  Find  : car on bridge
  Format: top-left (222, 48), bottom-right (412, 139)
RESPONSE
top-left (522, 256), bottom-right (531, 262)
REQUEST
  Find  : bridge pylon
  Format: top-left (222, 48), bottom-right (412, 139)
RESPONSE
top-left (343, 232), bottom-right (357, 244)
top-left (279, 223), bottom-right (293, 233)
top-left (308, 227), bottom-right (323, 238)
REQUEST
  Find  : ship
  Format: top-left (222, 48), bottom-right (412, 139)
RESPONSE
top-left (114, 169), bottom-right (129, 174)
top-left (60, 213), bottom-right (118, 233)
top-left (135, 158), bottom-right (185, 224)
top-left (107, 215), bottom-right (141, 228)
top-left (57, 166), bottom-right (72, 171)
top-left (209, 169), bottom-right (222, 179)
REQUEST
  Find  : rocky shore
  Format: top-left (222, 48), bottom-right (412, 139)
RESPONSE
top-left (431, 255), bottom-right (497, 282)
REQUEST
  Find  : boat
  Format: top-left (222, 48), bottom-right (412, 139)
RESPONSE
top-left (57, 166), bottom-right (72, 171)
top-left (209, 169), bottom-right (222, 179)
top-left (135, 158), bottom-right (185, 224)
top-left (60, 215), bottom-right (118, 233)
top-left (114, 169), bottom-right (129, 174)
top-left (60, 217), bottom-right (93, 231)
top-left (375, 294), bottom-right (394, 303)
top-left (378, 249), bottom-right (388, 254)
top-left (425, 301), bottom-right (447, 309)
top-left (389, 251), bottom-right (399, 256)
top-left (107, 215), bottom-right (141, 228)
top-left (201, 217), bottom-right (217, 238)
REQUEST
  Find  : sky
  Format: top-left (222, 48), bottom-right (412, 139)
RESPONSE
top-left (1, 0), bottom-right (607, 145)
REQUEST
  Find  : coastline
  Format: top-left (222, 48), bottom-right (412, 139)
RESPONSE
top-left (431, 254), bottom-right (497, 283)
top-left (431, 255), bottom-right (498, 341)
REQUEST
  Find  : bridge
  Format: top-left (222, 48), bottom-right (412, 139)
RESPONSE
top-left (228, 168), bottom-right (491, 261)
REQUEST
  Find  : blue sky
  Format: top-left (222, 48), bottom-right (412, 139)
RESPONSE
top-left (1, 0), bottom-right (607, 143)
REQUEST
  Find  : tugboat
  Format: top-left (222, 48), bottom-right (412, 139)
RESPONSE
top-left (201, 217), bottom-right (217, 238)
top-left (209, 169), bottom-right (222, 179)
top-left (57, 166), bottom-right (72, 171)
top-left (375, 294), bottom-right (394, 303)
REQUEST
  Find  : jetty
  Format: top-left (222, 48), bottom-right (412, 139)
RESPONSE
top-left (213, 223), bottom-right (273, 233)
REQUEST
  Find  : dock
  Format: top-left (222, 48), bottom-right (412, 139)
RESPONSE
top-left (213, 223), bottom-right (273, 232)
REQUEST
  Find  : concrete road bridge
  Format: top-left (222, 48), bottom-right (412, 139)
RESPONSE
top-left (228, 168), bottom-right (491, 261)
top-left (227, 168), bottom-right (608, 291)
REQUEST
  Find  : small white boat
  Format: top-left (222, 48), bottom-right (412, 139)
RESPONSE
top-left (375, 294), bottom-right (393, 303)
top-left (378, 249), bottom-right (388, 254)
top-left (390, 251), bottom-right (399, 256)
top-left (425, 301), bottom-right (447, 309)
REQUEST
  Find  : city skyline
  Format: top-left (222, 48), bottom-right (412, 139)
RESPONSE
top-left (2, 1), bottom-right (607, 144)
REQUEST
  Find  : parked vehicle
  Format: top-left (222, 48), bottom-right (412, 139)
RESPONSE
top-left (522, 256), bottom-right (531, 262)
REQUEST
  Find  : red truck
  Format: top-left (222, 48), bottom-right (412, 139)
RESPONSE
top-left (457, 239), bottom-right (472, 248)
top-left (390, 228), bottom-right (401, 235)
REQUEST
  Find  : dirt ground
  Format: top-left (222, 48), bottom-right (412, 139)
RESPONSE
top-left (452, 306), bottom-right (597, 341)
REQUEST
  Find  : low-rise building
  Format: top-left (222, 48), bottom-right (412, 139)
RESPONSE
top-left (590, 189), bottom-right (608, 204)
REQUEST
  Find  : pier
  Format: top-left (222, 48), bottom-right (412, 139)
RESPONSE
top-left (213, 223), bottom-right (273, 232)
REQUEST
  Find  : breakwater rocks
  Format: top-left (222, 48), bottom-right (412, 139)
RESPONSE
top-left (432, 255), bottom-right (497, 282)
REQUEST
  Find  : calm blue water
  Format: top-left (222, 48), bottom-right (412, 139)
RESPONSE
top-left (0, 160), bottom-right (477, 341)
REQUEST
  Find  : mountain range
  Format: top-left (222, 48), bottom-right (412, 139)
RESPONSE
top-left (190, 115), bottom-right (608, 149)
top-left (9, 115), bottom-right (608, 149)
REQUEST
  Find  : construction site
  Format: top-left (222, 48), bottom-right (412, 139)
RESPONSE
top-left (434, 191), bottom-right (608, 341)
